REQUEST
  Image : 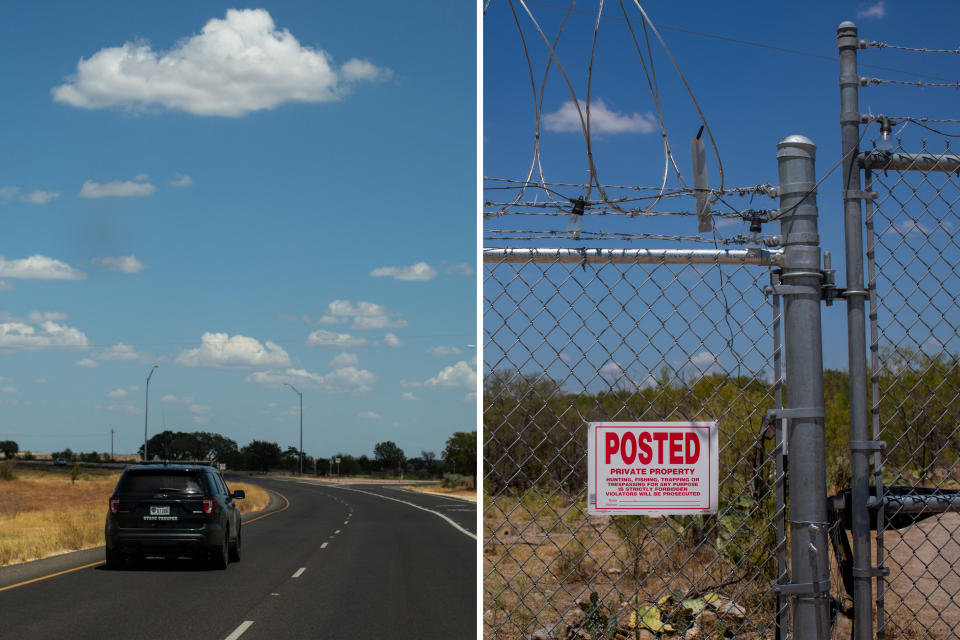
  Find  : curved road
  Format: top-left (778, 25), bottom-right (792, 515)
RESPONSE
top-left (0, 477), bottom-right (476, 639)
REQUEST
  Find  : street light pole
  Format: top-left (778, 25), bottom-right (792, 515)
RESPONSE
top-left (144, 365), bottom-right (158, 461)
top-left (284, 382), bottom-right (303, 476)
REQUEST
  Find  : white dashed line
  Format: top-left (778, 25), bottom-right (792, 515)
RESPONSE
top-left (292, 567), bottom-right (306, 578)
top-left (335, 529), bottom-right (340, 534)
top-left (343, 520), bottom-right (348, 524)
top-left (321, 542), bottom-right (328, 549)
top-left (224, 620), bottom-right (254, 640)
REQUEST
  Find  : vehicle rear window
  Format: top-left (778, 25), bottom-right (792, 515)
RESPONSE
top-left (117, 470), bottom-right (209, 494)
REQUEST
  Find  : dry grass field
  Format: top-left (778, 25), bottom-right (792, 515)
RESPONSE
top-left (0, 463), bottom-right (270, 566)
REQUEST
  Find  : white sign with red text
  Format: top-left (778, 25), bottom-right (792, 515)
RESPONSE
top-left (588, 422), bottom-right (718, 515)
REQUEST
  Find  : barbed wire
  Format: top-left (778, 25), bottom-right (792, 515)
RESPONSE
top-left (865, 41), bottom-right (960, 55)
top-left (484, 229), bottom-right (776, 245)
top-left (484, 177), bottom-right (776, 196)
top-left (866, 77), bottom-right (960, 89)
top-left (483, 205), bottom-right (755, 218)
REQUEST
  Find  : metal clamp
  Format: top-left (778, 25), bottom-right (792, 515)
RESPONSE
top-left (843, 189), bottom-right (877, 201)
top-left (852, 567), bottom-right (890, 578)
top-left (850, 440), bottom-right (886, 451)
top-left (768, 407), bottom-right (826, 420)
top-left (773, 579), bottom-right (831, 595)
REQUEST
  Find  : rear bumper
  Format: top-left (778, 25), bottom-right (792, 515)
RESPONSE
top-left (105, 522), bottom-right (225, 556)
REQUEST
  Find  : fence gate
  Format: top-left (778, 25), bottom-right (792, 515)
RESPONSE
top-left (840, 21), bottom-right (960, 640)
top-left (484, 134), bottom-right (835, 639)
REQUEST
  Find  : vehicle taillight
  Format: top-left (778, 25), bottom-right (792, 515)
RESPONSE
top-left (109, 497), bottom-right (119, 514)
top-left (202, 497), bottom-right (216, 515)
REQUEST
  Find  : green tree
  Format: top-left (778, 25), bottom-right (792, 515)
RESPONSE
top-left (373, 441), bottom-right (404, 471)
top-left (241, 440), bottom-right (282, 471)
top-left (443, 431), bottom-right (476, 476)
top-left (0, 440), bottom-right (18, 459)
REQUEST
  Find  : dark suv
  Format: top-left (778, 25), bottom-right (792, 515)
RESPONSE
top-left (104, 464), bottom-right (244, 569)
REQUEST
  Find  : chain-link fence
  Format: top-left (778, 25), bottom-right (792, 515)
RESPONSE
top-left (865, 145), bottom-right (960, 639)
top-left (483, 250), bottom-right (790, 639)
top-left (839, 21), bottom-right (960, 640)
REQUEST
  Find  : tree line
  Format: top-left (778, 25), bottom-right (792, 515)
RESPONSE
top-left (5, 429), bottom-right (477, 478)
top-left (484, 348), bottom-right (960, 495)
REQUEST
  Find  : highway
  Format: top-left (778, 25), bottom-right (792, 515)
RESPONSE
top-left (0, 477), bottom-right (476, 639)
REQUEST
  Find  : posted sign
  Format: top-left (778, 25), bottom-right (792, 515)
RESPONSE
top-left (588, 422), bottom-right (718, 515)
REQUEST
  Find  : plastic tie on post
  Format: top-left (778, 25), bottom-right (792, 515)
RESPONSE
top-left (768, 407), bottom-right (825, 420)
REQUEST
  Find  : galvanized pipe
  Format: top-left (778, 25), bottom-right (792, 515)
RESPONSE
top-left (482, 247), bottom-right (783, 266)
top-left (777, 134), bottom-right (830, 639)
top-left (858, 150), bottom-right (960, 173)
top-left (839, 20), bottom-right (874, 640)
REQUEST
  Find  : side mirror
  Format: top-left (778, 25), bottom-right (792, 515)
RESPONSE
top-left (232, 490), bottom-right (245, 500)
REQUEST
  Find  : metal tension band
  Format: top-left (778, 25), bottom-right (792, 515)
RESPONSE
top-left (843, 190), bottom-right (877, 201)
top-left (850, 440), bottom-right (886, 451)
top-left (773, 579), bottom-right (831, 596)
top-left (768, 407), bottom-right (826, 420)
top-left (852, 567), bottom-right (890, 578)
top-left (769, 284), bottom-right (820, 297)
top-left (839, 111), bottom-right (866, 125)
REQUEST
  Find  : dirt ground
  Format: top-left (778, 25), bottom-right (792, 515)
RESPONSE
top-left (880, 512), bottom-right (960, 639)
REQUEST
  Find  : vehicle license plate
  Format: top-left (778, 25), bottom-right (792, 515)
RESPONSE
top-left (149, 506), bottom-right (170, 516)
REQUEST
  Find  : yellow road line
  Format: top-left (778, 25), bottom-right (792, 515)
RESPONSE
top-left (0, 488), bottom-right (291, 593)
top-left (0, 560), bottom-right (105, 593)
top-left (244, 489), bottom-right (289, 524)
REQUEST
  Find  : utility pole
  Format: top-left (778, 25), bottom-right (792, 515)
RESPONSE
top-left (144, 365), bottom-right (158, 461)
top-left (110, 428), bottom-right (114, 461)
top-left (283, 383), bottom-right (303, 476)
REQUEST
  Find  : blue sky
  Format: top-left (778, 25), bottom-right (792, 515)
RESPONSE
top-left (0, 2), bottom-right (476, 459)
top-left (484, 1), bottom-right (960, 383)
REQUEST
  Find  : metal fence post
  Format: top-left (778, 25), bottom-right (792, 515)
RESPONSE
top-left (776, 135), bottom-right (830, 639)
top-left (838, 20), bottom-right (875, 640)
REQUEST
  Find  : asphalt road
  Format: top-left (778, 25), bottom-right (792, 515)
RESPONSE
top-left (0, 477), bottom-right (476, 639)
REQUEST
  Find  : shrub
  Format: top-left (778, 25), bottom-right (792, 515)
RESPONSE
top-left (441, 473), bottom-right (475, 489)
top-left (0, 461), bottom-right (15, 481)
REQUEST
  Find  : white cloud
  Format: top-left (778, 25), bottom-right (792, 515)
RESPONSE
top-left (0, 319), bottom-right (89, 351)
top-left (329, 352), bottom-right (358, 367)
top-left (0, 281), bottom-right (12, 293)
top-left (384, 332), bottom-right (403, 347)
top-left (97, 343), bottom-right (142, 361)
top-left (76, 358), bottom-right (98, 368)
top-left (79, 180), bottom-right (155, 199)
top-left (401, 392), bottom-right (419, 401)
top-left (188, 404), bottom-right (211, 415)
top-left (690, 350), bottom-right (718, 369)
top-left (857, 1), bottom-right (886, 19)
top-left (106, 402), bottom-right (139, 414)
top-left (0, 187), bottom-right (59, 205)
top-left (192, 416), bottom-right (210, 425)
top-left (35, 378), bottom-right (47, 384)
top-left (106, 388), bottom-right (127, 398)
top-left (27, 311), bottom-right (68, 323)
top-left (370, 261), bottom-right (437, 281)
top-left (1, 386), bottom-right (18, 394)
top-left (306, 329), bottom-right (367, 348)
top-left (464, 391), bottom-right (477, 403)
top-left (163, 394), bottom-right (196, 404)
top-left (427, 346), bottom-right (461, 356)
top-left (23, 190), bottom-right (60, 204)
top-left (135, 173), bottom-right (149, 181)
top-left (170, 174), bottom-right (194, 187)
top-left (0, 255), bottom-right (85, 280)
top-left (92, 255), bottom-right (145, 274)
top-left (314, 300), bottom-right (407, 330)
top-left (544, 98), bottom-right (656, 134)
top-left (358, 410), bottom-right (381, 420)
top-left (246, 365), bottom-right (377, 393)
top-left (424, 360), bottom-right (477, 390)
top-left (51, 9), bottom-right (391, 117)
top-left (446, 262), bottom-right (475, 276)
top-left (175, 332), bottom-right (291, 369)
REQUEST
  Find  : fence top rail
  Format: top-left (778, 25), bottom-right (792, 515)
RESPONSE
top-left (857, 150), bottom-right (960, 173)
top-left (482, 247), bottom-right (784, 266)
